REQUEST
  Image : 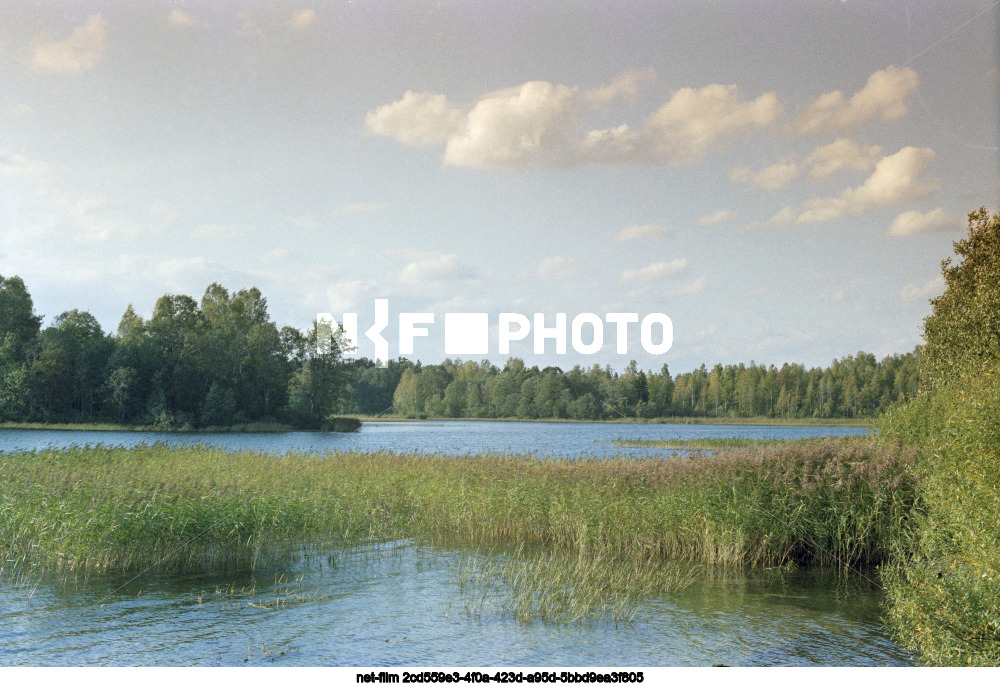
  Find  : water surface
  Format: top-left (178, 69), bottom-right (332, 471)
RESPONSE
top-left (0, 419), bottom-right (868, 458)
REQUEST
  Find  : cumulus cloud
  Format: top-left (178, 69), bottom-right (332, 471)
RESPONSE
top-left (620, 258), bottom-right (689, 282)
top-left (398, 253), bottom-right (478, 284)
top-left (365, 91), bottom-right (465, 147)
top-left (291, 8), bottom-right (315, 29)
top-left (797, 146), bottom-right (939, 223)
top-left (585, 68), bottom-right (657, 105)
top-left (887, 208), bottom-right (960, 237)
top-left (697, 210), bottom-right (738, 226)
top-left (536, 256), bottom-right (581, 278)
top-left (730, 156), bottom-right (799, 190)
top-left (901, 276), bottom-right (945, 302)
top-left (366, 78), bottom-right (782, 168)
top-left (443, 81), bottom-right (580, 168)
top-left (32, 14), bottom-right (109, 73)
top-left (615, 224), bottom-right (670, 241)
top-left (795, 66), bottom-right (919, 133)
top-left (804, 138), bottom-right (883, 179)
top-left (644, 85), bottom-right (782, 164)
top-left (168, 9), bottom-right (198, 27)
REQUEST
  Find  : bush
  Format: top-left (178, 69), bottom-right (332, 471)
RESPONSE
top-left (879, 366), bottom-right (1000, 665)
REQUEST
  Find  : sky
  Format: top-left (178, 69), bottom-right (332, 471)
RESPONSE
top-left (2, 0), bottom-right (998, 374)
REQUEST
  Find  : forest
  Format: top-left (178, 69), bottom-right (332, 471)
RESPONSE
top-left (0, 274), bottom-right (918, 428)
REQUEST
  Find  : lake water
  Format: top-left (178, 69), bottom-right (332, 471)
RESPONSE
top-left (0, 421), bottom-right (910, 667)
top-left (0, 418), bottom-right (869, 458)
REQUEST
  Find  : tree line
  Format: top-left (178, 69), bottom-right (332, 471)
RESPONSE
top-left (0, 274), bottom-right (918, 427)
top-left (0, 277), bottom-right (348, 429)
top-left (385, 352), bottom-right (918, 421)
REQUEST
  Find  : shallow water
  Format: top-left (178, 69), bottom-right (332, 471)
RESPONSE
top-left (0, 541), bottom-right (910, 667)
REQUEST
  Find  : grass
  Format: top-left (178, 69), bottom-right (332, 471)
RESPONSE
top-left (0, 436), bottom-right (916, 580)
top-left (455, 545), bottom-right (701, 624)
top-left (610, 437), bottom-right (787, 450)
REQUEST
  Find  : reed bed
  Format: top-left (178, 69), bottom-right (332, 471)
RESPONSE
top-left (0, 437), bottom-right (917, 579)
top-left (455, 546), bottom-right (701, 624)
top-left (610, 437), bottom-right (786, 450)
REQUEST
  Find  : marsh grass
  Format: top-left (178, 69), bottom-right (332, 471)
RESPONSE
top-left (455, 545), bottom-right (701, 624)
top-left (610, 437), bottom-right (786, 450)
top-left (187, 572), bottom-right (329, 611)
top-left (0, 437), bottom-right (916, 584)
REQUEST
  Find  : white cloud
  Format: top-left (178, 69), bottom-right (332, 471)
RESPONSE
top-left (0, 149), bottom-right (49, 178)
top-left (168, 10), bottom-right (198, 27)
top-left (768, 206), bottom-right (797, 227)
top-left (887, 208), bottom-right (960, 237)
top-left (795, 66), bottom-right (919, 133)
top-left (365, 91), bottom-right (465, 147)
top-left (730, 156), bottom-right (799, 190)
top-left (367, 78), bottom-right (783, 168)
top-left (32, 14), bottom-right (109, 74)
top-left (615, 224), bottom-right (670, 242)
top-left (536, 256), bottom-right (581, 278)
top-left (398, 253), bottom-right (478, 284)
top-left (644, 84), bottom-right (782, 164)
top-left (324, 280), bottom-right (379, 315)
top-left (797, 146), bottom-right (939, 223)
top-left (804, 138), bottom-right (882, 179)
top-left (443, 81), bottom-right (580, 168)
top-left (193, 224), bottom-right (245, 239)
top-left (901, 276), bottom-right (945, 302)
top-left (291, 8), bottom-right (316, 29)
top-left (585, 68), bottom-right (657, 105)
top-left (620, 258), bottom-right (689, 282)
top-left (697, 210), bottom-right (738, 226)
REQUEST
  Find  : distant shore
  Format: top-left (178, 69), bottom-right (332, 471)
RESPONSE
top-left (0, 415), bottom-right (868, 433)
top-left (350, 415), bottom-right (870, 427)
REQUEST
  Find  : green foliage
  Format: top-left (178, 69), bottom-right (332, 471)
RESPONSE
top-left (0, 278), bottom-right (350, 430)
top-left (879, 367), bottom-right (1000, 665)
top-left (201, 381), bottom-right (238, 427)
top-left (385, 352), bottom-right (918, 421)
top-left (921, 208), bottom-right (1000, 388)
top-left (0, 274), bottom-right (42, 355)
top-left (877, 208), bottom-right (1000, 666)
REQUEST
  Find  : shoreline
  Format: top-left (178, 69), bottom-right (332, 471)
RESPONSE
top-left (0, 415), bottom-right (870, 433)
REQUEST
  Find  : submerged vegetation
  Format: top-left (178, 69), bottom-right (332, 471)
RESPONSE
top-left (0, 436), bottom-right (915, 581)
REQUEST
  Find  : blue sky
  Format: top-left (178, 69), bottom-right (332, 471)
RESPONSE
top-left (2, 1), bottom-right (998, 373)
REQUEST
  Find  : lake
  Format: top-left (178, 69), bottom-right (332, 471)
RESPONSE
top-left (0, 418), bottom-right (868, 457)
top-left (0, 420), bottom-right (910, 667)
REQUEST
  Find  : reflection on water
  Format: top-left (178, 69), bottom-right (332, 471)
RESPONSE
top-left (1, 541), bottom-right (911, 666)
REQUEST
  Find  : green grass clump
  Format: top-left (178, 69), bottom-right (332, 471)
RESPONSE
top-left (611, 437), bottom-right (786, 450)
top-left (0, 436), bottom-right (916, 580)
top-left (878, 366), bottom-right (1000, 666)
top-left (456, 546), bottom-right (700, 624)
